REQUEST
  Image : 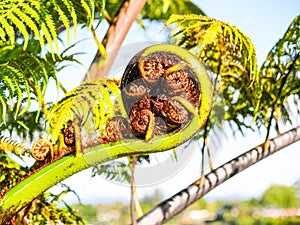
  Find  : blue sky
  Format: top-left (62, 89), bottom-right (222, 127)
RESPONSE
top-left (53, 1), bottom-right (300, 204)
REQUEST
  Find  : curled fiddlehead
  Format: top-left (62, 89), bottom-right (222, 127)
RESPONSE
top-left (32, 139), bottom-right (53, 161)
top-left (31, 120), bottom-right (76, 163)
top-left (120, 44), bottom-right (207, 141)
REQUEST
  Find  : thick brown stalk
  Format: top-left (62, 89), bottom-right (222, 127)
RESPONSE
top-left (136, 125), bottom-right (300, 225)
top-left (86, 0), bottom-right (147, 81)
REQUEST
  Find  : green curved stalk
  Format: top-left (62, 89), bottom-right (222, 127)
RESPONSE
top-left (0, 42), bottom-right (213, 222)
top-left (0, 99), bottom-right (204, 223)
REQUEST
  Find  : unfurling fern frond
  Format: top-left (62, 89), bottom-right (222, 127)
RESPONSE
top-left (47, 79), bottom-right (125, 143)
top-left (0, 136), bottom-right (29, 155)
top-left (0, 0), bottom-right (95, 57)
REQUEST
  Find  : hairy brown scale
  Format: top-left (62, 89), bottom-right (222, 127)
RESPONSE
top-left (161, 100), bottom-right (189, 127)
top-left (98, 117), bottom-right (132, 144)
top-left (142, 61), bottom-right (164, 81)
top-left (186, 77), bottom-right (200, 104)
top-left (63, 120), bottom-right (75, 147)
top-left (107, 116), bottom-right (132, 140)
top-left (124, 82), bottom-right (149, 97)
top-left (139, 52), bottom-right (182, 84)
top-left (127, 96), bottom-right (189, 138)
top-left (31, 121), bottom-right (77, 163)
top-left (130, 108), bottom-right (154, 138)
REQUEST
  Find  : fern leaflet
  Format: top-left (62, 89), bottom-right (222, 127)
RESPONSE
top-left (47, 79), bottom-right (125, 143)
top-left (0, 42), bottom-right (77, 126)
top-left (0, 0), bottom-right (95, 57)
top-left (166, 14), bottom-right (258, 78)
top-left (166, 14), bottom-right (261, 133)
top-left (0, 136), bottom-right (28, 155)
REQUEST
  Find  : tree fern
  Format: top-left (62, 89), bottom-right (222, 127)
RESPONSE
top-left (0, 110), bottom-right (44, 141)
top-left (0, 42), bottom-right (54, 123)
top-left (0, 0), bottom-right (95, 57)
top-left (47, 79), bottom-right (125, 143)
top-left (258, 15), bottom-right (300, 129)
top-left (166, 14), bottom-right (260, 133)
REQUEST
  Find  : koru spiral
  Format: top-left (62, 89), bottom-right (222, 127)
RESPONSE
top-left (119, 44), bottom-right (202, 140)
top-left (32, 120), bottom-right (76, 161)
top-left (32, 139), bottom-right (53, 161)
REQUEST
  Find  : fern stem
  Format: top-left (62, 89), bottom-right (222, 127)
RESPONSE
top-left (58, 81), bottom-right (68, 94)
top-left (0, 105), bottom-right (201, 223)
top-left (91, 25), bottom-right (107, 57)
top-left (104, 10), bottom-right (112, 24)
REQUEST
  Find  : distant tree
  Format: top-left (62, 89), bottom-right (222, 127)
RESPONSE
top-left (73, 204), bottom-right (98, 223)
top-left (261, 185), bottom-right (299, 208)
top-left (141, 189), bottom-right (163, 207)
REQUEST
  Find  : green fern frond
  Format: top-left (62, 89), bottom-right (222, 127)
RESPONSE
top-left (7, 12), bottom-right (29, 49)
top-left (0, 18), bottom-right (15, 45)
top-left (167, 14), bottom-right (260, 133)
top-left (0, 136), bottom-right (28, 155)
top-left (166, 14), bottom-right (258, 78)
top-left (47, 79), bottom-right (124, 143)
top-left (0, 26), bottom-right (6, 41)
top-left (0, 0), bottom-right (95, 56)
top-left (92, 161), bottom-right (130, 182)
top-left (257, 15), bottom-right (300, 127)
top-left (0, 39), bottom-right (83, 128)
top-left (140, 0), bottom-right (205, 21)
top-left (80, 0), bottom-right (95, 29)
top-left (45, 13), bottom-right (60, 57)
top-left (0, 94), bottom-right (6, 122)
top-left (50, 0), bottom-right (76, 44)
top-left (0, 43), bottom-right (58, 124)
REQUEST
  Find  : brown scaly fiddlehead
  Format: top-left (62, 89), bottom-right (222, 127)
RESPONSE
top-left (120, 45), bottom-right (202, 140)
top-left (31, 120), bottom-right (76, 166)
top-left (32, 139), bottom-right (53, 161)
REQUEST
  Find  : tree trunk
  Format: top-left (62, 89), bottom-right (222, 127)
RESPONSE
top-left (137, 125), bottom-right (300, 225)
top-left (85, 0), bottom-right (147, 81)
